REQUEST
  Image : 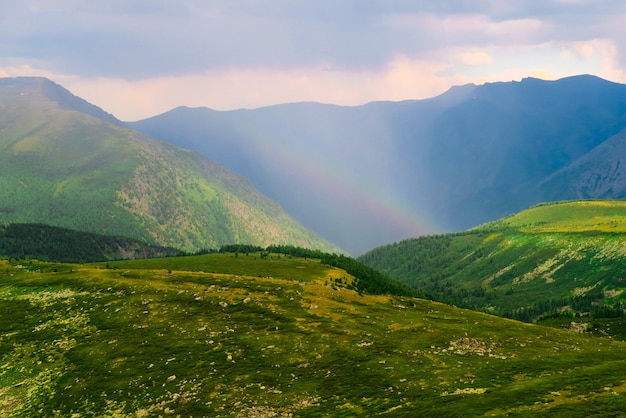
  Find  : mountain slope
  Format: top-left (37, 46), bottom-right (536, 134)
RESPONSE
top-left (359, 200), bottom-right (626, 328)
top-left (130, 75), bottom-right (626, 254)
top-left (3, 253), bottom-right (626, 416)
top-left (0, 76), bottom-right (121, 125)
top-left (537, 129), bottom-right (626, 199)
top-left (0, 77), bottom-right (340, 253)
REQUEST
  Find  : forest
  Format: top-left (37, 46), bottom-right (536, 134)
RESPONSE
top-left (0, 223), bottom-right (178, 263)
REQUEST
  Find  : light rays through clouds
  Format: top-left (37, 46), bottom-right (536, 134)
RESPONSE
top-left (1, 1), bottom-right (626, 120)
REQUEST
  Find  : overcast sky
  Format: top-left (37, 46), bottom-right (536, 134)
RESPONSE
top-left (1, 0), bottom-right (626, 120)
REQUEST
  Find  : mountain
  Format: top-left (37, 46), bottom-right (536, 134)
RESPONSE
top-left (0, 77), bottom-right (340, 253)
top-left (130, 75), bottom-right (626, 255)
top-left (4, 252), bottom-right (626, 416)
top-left (358, 200), bottom-right (626, 333)
top-left (537, 129), bottom-right (626, 199)
top-left (1, 76), bottom-right (122, 125)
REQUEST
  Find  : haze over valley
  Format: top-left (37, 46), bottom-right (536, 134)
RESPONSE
top-left (131, 74), bottom-right (626, 254)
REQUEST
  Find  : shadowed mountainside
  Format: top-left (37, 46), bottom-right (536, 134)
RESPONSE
top-left (131, 75), bottom-right (626, 254)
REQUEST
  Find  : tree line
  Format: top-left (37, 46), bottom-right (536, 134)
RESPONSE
top-left (0, 223), bottom-right (179, 263)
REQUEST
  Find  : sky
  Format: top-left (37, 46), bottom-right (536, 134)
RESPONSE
top-left (1, 0), bottom-right (626, 121)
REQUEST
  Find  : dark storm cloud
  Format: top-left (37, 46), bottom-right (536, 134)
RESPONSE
top-left (1, 0), bottom-right (626, 78)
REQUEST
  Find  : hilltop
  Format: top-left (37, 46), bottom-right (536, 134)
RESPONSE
top-left (359, 200), bottom-right (626, 336)
top-left (0, 77), bottom-right (340, 253)
top-left (3, 251), bottom-right (626, 416)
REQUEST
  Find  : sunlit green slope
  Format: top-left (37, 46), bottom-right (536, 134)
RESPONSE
top-left (2, 253), bottom-right (626, 416)
top-left (360, 200), bottom-right (626, 328)
top-left (0, 77), bottom-right (340, 253)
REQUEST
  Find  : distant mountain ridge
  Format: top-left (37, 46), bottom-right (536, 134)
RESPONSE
top-left (130, 74), bottom-right (626, 254)
top-left (0, 77), bottom-right (340, 254)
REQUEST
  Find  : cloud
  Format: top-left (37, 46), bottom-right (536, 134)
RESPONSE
top-left (561, 41), bottom-right (596, 60)
top-left (4, 36), bottom-right (625, 121)
top-left (2, 0), bottom-right (626, 118)
top-left (3, 0), bottom-right (625, 78)
top-left (456, 51), bottom-right (494, 66)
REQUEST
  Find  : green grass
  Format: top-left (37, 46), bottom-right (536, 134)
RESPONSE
top-left (3, 255), bottom-right (626, 416)
top-left (94, 252), bottom-right (341, 283)
top-left (486, 200), bottom-right (626, 233)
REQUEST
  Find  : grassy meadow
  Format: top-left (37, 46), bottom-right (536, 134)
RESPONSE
top-left (487, 200), bottom-right (626, 233)
top-left (2, 253), bottom-right (626, 416)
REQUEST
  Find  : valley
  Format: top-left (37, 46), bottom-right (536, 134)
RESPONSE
top-left (131, 75), bottom-right (626, 255)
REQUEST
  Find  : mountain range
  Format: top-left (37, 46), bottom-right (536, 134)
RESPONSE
top-left (4, 74), bottom-right (626, 257)
top-left (0, 77), bottom-right (339, 254)
top-left (130, 74), bottom-right (626, 255)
